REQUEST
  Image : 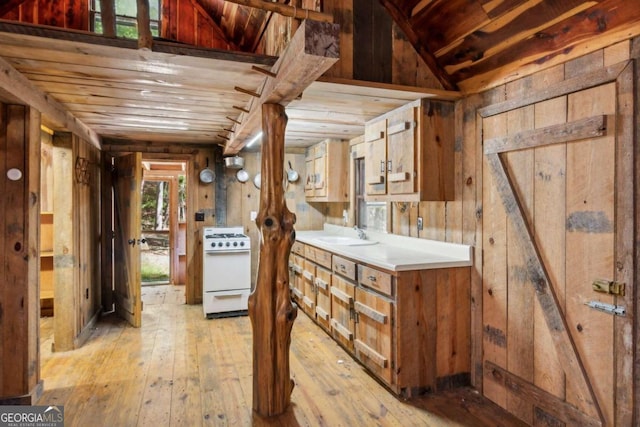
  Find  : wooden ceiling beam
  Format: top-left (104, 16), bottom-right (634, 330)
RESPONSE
top-left (0, 56), bottom-right (101, 149)
top-left (379, 0), bottom-right (457, 91)
top-left (224, 19), bottom-right (339, 154)
top-left (222, 0), bottom-right (333, 23)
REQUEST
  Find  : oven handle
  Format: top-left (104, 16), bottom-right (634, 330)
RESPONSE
top-left (204, 249), bottom-right (251, 254)
top-left (213, 292), bottom-right (247, 298)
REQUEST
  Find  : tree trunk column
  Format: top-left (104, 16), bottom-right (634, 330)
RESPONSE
top-left (248, 103), bottom-right (297, 417)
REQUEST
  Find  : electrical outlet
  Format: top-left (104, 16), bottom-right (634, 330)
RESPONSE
top-left (417, 217), bottom-right (423, 231)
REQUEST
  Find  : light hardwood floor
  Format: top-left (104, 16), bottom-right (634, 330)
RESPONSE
top-left (38, 285), bottom-right (526, 426)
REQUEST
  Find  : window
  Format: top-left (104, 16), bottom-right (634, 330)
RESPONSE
top-left (91, 0), bottom-right (161, 38)
top-left (355, 158), bottom-right (386, 232)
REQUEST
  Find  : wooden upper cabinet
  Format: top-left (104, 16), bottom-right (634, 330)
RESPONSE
top-left (364, 99), bottom-right (455, 201)
top-left (364, 118), bottom-right (387, 196)
top-left (304, 139), bottom-right (349, 202)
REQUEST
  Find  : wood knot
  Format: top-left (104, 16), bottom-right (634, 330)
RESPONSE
top-left (466, 176), bottom-right (473, 186)
top-left (576, 323), bottom-right (583, 332)
top-left (14, 241), bottom-right (22, 251)
top-left (488, 237), bottom-right (495, 245)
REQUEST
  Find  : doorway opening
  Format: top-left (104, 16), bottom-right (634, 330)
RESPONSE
top-left (141, 160), bottom-right (187, 287)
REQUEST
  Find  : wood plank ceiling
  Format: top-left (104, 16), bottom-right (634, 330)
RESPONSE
top-left (0, 21), bottom-right (453, 152)
top-left (380, 0), bottom-right (640, 93)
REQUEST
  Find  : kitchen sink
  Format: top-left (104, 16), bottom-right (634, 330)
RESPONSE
top-left (313, 236), bottom-right (378, 246)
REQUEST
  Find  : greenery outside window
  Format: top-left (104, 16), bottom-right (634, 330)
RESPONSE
top-left (91, 0), bottom-right (161, 38)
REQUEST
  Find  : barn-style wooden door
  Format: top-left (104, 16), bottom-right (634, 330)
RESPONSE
top-left (113, 152), bottom-right (143, 327)
top-left (480, 61), bottom-right (635, 426)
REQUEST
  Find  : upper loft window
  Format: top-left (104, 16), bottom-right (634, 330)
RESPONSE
top-left (90, 0), bottom-right (161, 38)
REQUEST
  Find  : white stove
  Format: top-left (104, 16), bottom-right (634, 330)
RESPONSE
top-left (202, 227), bottom-right (251, 318)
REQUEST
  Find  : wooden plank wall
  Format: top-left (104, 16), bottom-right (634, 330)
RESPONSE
top-left (337, 0), bottom-right (437, 87)
top-left (419, 39), bottom-right (637, 426)
top-left (226, 151), bottom-right (325, 287)
top-left (162, 0), bottom-right (236, 49)
top-left (0, 0), bottom-right (89, 30)
top-left (0, 103), bottom-right (41, 403)
top-left (51, 132), bottom-right (102, 351)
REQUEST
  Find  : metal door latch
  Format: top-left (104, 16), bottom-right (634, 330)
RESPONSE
top-left (585, 301), bottom-right (625, 316)
top-left (592, 279), bottom-right (625, 296)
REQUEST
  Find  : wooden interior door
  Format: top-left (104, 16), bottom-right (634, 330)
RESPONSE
top-left (113, 152), bottom-right (142, 327)
top-left (480, 74), bottom-right (634, 426)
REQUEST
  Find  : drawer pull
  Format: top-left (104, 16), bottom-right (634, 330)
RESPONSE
top-left (314, 278), bottom-right (328, 290)
top-left (303, 270), bottom-right (314, 281)
top-left (315, 306), bottom-right (329, 321)
top-left (330, 287), bottom-right (353, 305)
top-left (292, 288), bottom-right (303, 299)
top-left (354, 339), bottom-right (388, 368)
top-left (303, 296), bottom-right (315, 309)
top-left (367, 275), bottom-right (377, 282)
top-left (354, 301), bottom-right (387, 324)
top-left (330, 318), bottom-right (353, 341)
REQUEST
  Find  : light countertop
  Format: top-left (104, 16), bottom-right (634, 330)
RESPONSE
top-left (294, 224), bottom-right (473, 272)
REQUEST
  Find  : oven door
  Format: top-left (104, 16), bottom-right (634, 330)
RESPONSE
top-left (203, 250), bottom-right (251, 293)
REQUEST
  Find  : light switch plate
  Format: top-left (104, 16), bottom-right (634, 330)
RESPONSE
top-left (417, 217), bottom-right (423, 230)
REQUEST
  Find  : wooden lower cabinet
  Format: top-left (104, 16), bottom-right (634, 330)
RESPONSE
top-left (329, 275), bottom-right (356, 352)
top-left (301, 260), bottom-right (317, 316)
top-left (314, 266), bottom-right (332, 331)
top-left (290, 243), bottom-right (471, 398)
top-left (289, 254), bottom-right (305, 305)
top-left (354, 287), bottom-right (393, 385)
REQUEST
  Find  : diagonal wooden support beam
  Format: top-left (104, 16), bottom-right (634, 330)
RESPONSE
top-left (485, 152), bottom-right (604, 424)
top-left (222, 0), bottom-right (333, 22)
top-left (224, 19), bottom-right (339, 154)
top-left (0, 56), bottom-right (101, 149)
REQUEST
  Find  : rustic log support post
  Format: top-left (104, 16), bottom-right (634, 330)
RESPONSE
top-left (248, 102), bottom-right (297, 417)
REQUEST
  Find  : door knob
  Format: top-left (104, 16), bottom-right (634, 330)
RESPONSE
top-left (128, 239), bottom-right (136, 245)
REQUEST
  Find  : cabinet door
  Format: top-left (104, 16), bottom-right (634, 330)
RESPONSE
top-left (302, 260), bottom-right (317, 316)
top-left (365, 118), bottom-right (387, 196)
top-left (330, 275), bottom-right (356, 352)
top-left (304, 146), bottom-right (315, 196)
top-left (314, 156), bottom-right (326, 196)
top-left (314, 266), bottom-right (332, 331)
top-left (354, 287), bottom-right (393, 385)
top-left (290, 254), bottom-right (305, 304)
top-left (387, 106), bottom-right (417, 195)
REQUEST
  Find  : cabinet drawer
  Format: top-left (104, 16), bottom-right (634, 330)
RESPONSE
top-left (291, 241), bottom-right (305, 256)
top-left (305, 245), bottom-right (332, 269)
top-left (332, 255), bottom-right (357, 281)
top-left (358, 265), bottom-right (393, 297)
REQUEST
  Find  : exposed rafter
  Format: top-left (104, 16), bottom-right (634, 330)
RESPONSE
top-left (223, 0), bottom-right (333, 22)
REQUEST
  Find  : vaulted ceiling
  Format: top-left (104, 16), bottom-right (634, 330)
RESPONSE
top-left (186, 0), bottom-right (640, 93)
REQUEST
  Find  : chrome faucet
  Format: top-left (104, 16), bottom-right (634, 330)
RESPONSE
top-left (353, 226), bottom-right (367, 240)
